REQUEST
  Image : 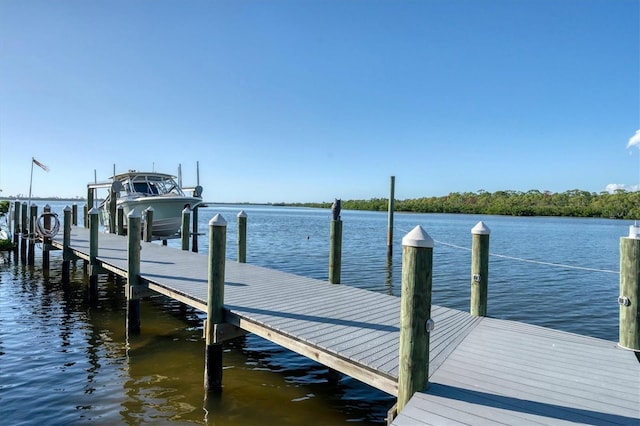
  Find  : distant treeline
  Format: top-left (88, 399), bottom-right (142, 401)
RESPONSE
top-left (290, 189), bottom-right (640, 220)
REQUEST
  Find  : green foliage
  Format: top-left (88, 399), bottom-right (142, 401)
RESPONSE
top-left (0, 200), bottom-right (8, 216)
top-left (0, 239), bottom-right (14, 251)
top-left (289, 189), bottom-right (640, 220)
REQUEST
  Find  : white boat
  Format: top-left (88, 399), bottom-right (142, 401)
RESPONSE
top-left (91, 170), bottom-right (203, 238)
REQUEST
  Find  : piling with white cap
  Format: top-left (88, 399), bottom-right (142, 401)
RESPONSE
top-left (471, 221), bottom-right (491, 316)
top-left (397, 225), bottom-right (434, 412)
top-left (619, 224), bottom-right (640, 351)
top-left (205, 214), bottom-right (227, 391)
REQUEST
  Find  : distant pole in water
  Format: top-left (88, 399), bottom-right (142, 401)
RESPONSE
top-left (387, 176), bottom-right (395, 258)
top-left (329, 199), bottom-right (342, 284)
top-left (470, 221), bottom-right (491, 317)
top-left (619, 224), bottom-right (640, 351)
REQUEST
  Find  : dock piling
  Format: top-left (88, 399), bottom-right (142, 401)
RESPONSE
top-left (88, 207), bottom-right (100, 304)
top-left (397, 225), bottom-right (434, 412)
top-left (28, 204), bottom-right (37, 266)
top-left (387, 176), bottom-right (395, 258)
top-left (205, 214), bottom-right (227, 392)
top-left (143, 207), bottom-right (154, 243)
top-left (329, 209), bottom-right (342, 284)
top-left (619, 225), bottom-right (640, 351)
top-left (62, 206), bottom-right (72, 284)
top-left (117, 206), bottom-right (125, 236)
top-left (72, 203), bottom-right (78, 226)
top-left (20, 203), bottom-right (27, 262)
top-left (12, 201), bottom-right (20, 252)
top-left (237, 210), bottom-right (247, 263)
top-left (181, 207), bottom-right (191, 251)
top-left (42, 204), bottom-right (51, 270)
top-left (192, 205), bottom-right (199, 253)
top-left (470, 221), bottom-right (491, 316)
top-left (127, 209), bottom-right (142, 334)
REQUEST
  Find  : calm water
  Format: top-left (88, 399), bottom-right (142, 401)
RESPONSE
top-left (0, 202), bottom-right (628, 425)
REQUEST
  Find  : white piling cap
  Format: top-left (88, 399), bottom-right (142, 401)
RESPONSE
top-left (402, 225), bottom-right (434, 248)
top-left (628, 224), bottom-right (640, 239)
top-left (88, 207), bottom-right (100, 215)
top-left (145, 206), bottom-right (155, 212)
top-left (210, 213), bottom-right (227, 227)
top-left (237, 210), bottom-right (247, 218)
top-left (471, 221), bottom-right (491, 235)
top-left (182, 206), bottom-right (191, 213)
top-left (127, 208), bottom-right (141, 218)
top-left (64, 205), bottom-right (71, 212)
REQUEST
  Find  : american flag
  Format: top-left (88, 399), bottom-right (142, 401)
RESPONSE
top-left (32, 157), bottom-right (49, 172)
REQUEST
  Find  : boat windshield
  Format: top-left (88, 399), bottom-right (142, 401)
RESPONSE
top-left (122, 175), bottom-right (185, 196)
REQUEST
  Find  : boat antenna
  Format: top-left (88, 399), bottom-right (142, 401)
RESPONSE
top-left (178, 163), bottom-right (183, 188)
top-left (196, 161), bottom-right (200, 186)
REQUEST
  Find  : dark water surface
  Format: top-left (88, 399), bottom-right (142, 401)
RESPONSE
top-left (0, 202), bottom-right (627, 425)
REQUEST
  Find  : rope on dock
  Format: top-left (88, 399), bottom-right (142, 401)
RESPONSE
top-left (35, 212), bottom-right (60, 239)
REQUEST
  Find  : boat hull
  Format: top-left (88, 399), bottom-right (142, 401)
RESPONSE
top-left (104, 196), bottom-right (202, 238)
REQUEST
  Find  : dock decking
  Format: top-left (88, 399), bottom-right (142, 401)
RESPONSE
top-left (51, 226), bottom-right (640, 425)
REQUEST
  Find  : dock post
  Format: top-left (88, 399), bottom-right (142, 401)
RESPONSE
top-left (143, 207), bottom-right (154, 243)
top-left (397, 225), bottom-right (434, 412)
top-left (12, 201), bottom-right (20, 253)
top-left (329, 215), bottom-right (342, 284)
top-left (127, 209), bottom-right (142, 334)
top-left (42, 204), bottom-right (51, 270)
top-left (205, 214), bottom-right (227, 392)
top-left (28, 204), bottom-right (37, 266)
top-left (470, 221), bottom-right (491, 316)
top-left (192, 205), bottom-right (199, 253)
top-left (619, 225), bottom-right (640, 351)
top-left (72, 203), bottom-right (78, 226)
top-left (237, 210), bottom-right (247, 263)
top-left (108, 187), bottom-right (117, 234)
top-left (20, 203), bottom-right (28, 262)
top-left (181, 207), bottom-right (191, 251)
top-left (86, 185), bottom-right (95, 228)
top-left (117, 206), bottom-right (125, 235)
top-left (387, 176), bottom-right (395, 258)
top-left (88, 207), bottom-right (100, 304)
top-left (62, 206), bottom-right (72, 284)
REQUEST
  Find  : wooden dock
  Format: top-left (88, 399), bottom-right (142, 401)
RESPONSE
top-left (51, 225), bottom-right (640, 425)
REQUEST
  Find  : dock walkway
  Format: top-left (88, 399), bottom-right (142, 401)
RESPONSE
top-left (52, 226), bottom-right (640, 425)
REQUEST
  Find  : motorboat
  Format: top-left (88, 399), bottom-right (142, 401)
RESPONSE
top-left (90, 170), bottom-right (203, 238)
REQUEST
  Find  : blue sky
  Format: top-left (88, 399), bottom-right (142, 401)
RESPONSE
top-left (1, 0), bottom-right (638, 203)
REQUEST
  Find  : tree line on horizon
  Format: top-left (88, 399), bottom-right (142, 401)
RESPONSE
top-left (291, 189), bottom-right (640, 220)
